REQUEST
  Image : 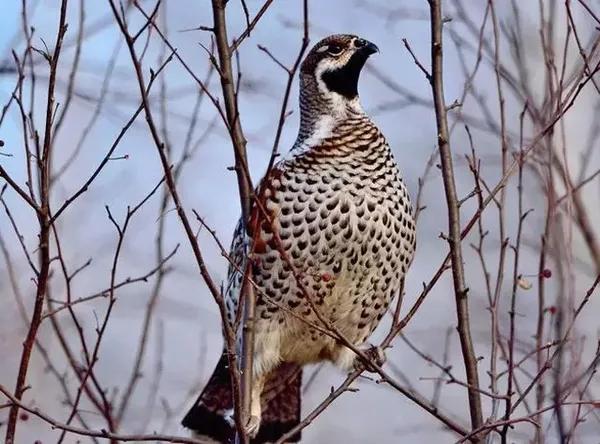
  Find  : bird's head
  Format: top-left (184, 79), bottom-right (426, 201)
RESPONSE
top-left (300, 34), bottom-right (379, 103)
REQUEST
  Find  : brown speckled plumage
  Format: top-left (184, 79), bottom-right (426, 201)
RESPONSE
top-left (183, 34), bottom-right (416, 443)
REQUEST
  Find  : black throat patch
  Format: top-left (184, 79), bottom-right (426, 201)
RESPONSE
top-left (321, 51), bottom-right (369, 99)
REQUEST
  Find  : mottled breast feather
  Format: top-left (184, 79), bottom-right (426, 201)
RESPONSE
top-left (224, 112), bottom-right (416, 361)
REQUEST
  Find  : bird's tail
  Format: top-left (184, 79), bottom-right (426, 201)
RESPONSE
top-left (182, 352), bottom-right (302, 443)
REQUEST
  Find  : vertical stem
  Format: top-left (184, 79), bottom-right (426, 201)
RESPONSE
top-left (211, 1), bottom-right (254, 441)
top-left (211, 0), bottom-right (253, 219)
top-left (427, 0), bottom-right (484, 437)
top-left (535, 235), bottom-right (548, 444)
top-left (501, 138), bottom-right (527, 444)
top-left (4, 2), bottom-right (69, 443)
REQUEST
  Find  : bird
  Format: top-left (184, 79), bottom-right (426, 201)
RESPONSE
top-left (182, 34), bottom-right (416, 443)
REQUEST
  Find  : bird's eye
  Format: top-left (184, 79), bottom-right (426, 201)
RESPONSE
top-left (327, 44), bottom-right (344, 56)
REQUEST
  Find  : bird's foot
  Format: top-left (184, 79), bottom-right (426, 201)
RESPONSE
top-left (222, 409), bottom-right (260, 438)
top-left (353, 344), bottom-right (386, 373)
top-left (244, 415), bottom-right (261, 438)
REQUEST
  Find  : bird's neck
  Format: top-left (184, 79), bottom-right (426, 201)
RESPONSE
top-left (296, 75), bottom-right (365, 150)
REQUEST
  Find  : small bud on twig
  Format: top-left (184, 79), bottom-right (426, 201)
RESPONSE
top-left (517, 275), bottom-right (532, 290)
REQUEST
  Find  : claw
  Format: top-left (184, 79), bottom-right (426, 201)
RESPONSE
top-left (370, 345), bottom-right (386, 367)
top-left (353, 344), bottom-right (386, 373)
top-left (221, 409), bottom-right (261, 438)
top-left (245, 415), bottom-right (261, 438)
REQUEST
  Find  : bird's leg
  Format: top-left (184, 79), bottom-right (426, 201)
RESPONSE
top-left (244, 373), bottom-right (265, 438)
top-left (353, 344), bottom-right (386, 373)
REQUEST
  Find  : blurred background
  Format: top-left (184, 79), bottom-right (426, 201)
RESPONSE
top-left (1, 1), bottom-right (599, 442)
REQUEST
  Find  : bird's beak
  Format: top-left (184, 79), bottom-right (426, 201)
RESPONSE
top-left (357, 39), bottom-right (379, 56)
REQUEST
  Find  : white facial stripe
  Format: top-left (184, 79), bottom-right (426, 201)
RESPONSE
top-left (314, 59), bottom-right (338, 95)
top-left (316, 45), bottom-right (328, 53)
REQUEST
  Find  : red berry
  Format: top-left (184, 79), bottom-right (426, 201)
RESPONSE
top-left (19, 412), bottom-right (29, 421)
top-left (547, 306), bottom-right (557, 315)
top-left (541, 269), bottom-right (552, 279)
